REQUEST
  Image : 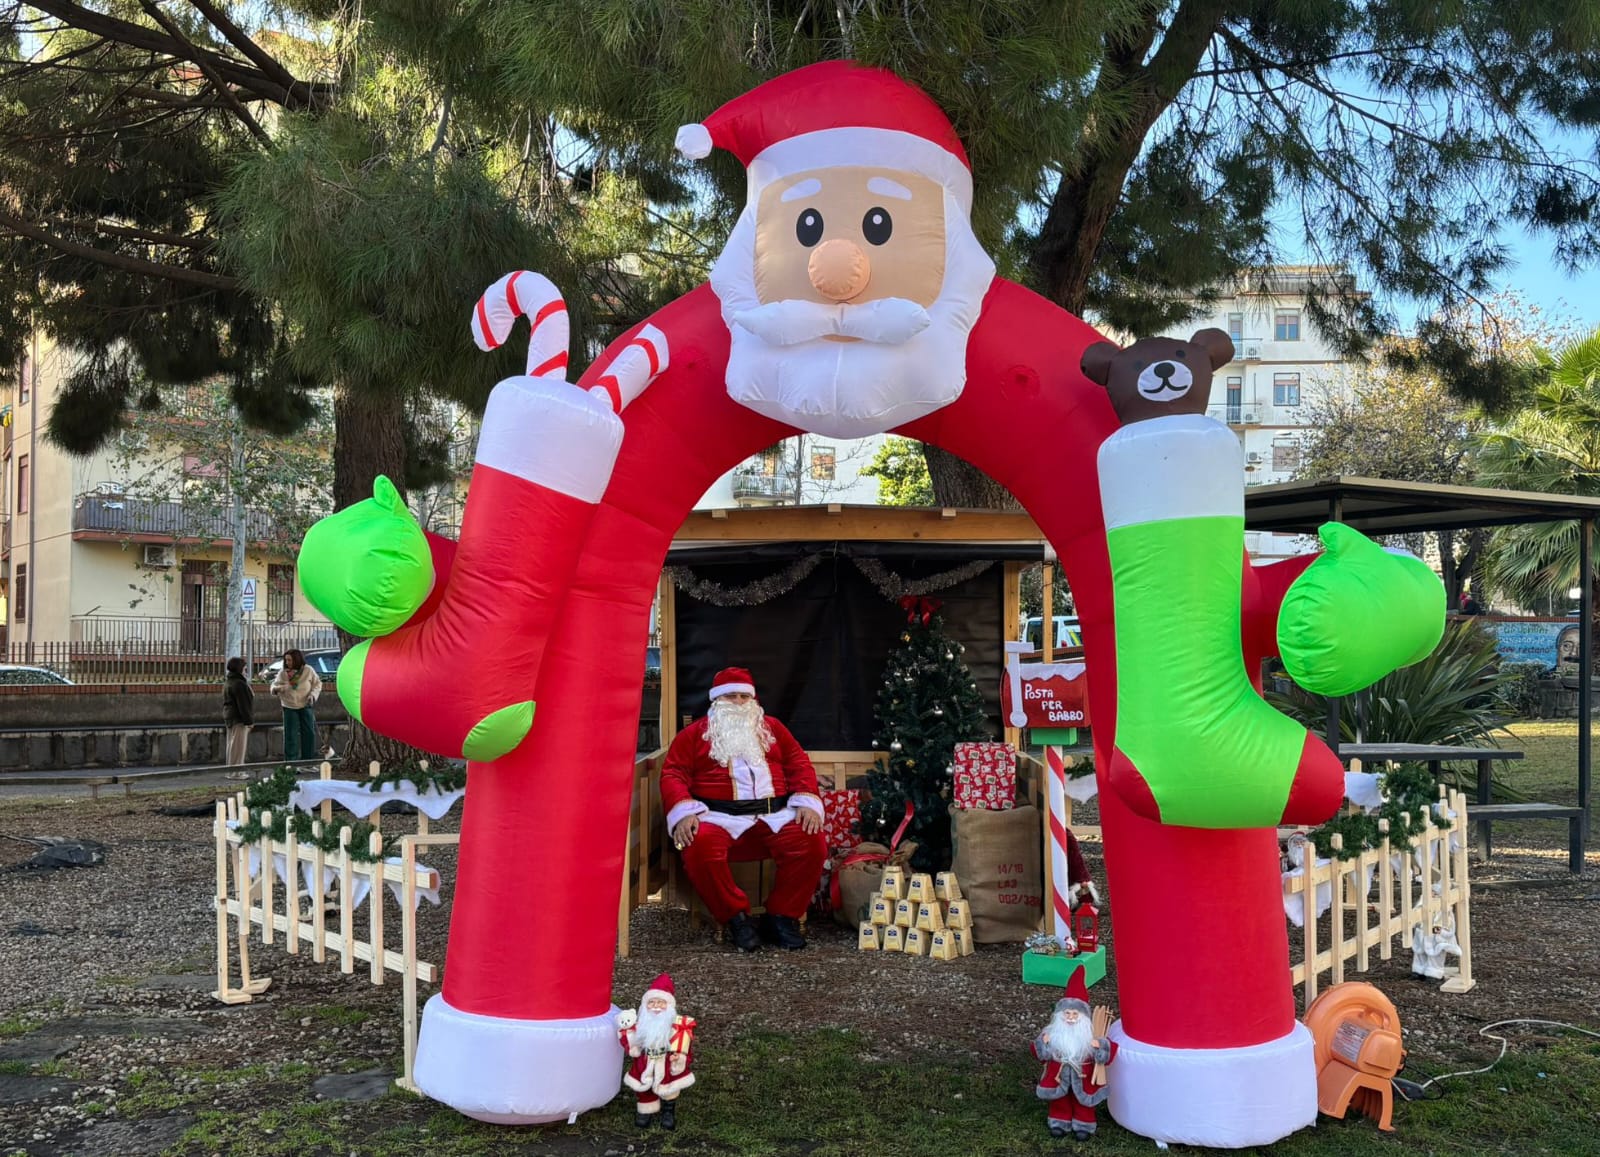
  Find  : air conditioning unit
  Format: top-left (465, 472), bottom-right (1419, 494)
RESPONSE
top-left (1242, 410), bottom-right (1262, 424)
top-left (1242, 342), bottom-right (1263, 361)
top-left (141, 544), bottom-right (176, 568)
top-left (1245, 451), bottom-right (1263, 465)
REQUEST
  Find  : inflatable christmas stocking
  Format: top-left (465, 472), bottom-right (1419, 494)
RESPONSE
top-left (299, 274), bottom-right (625, 761)
top-left (1083, 332), bottom-right (1441, 829)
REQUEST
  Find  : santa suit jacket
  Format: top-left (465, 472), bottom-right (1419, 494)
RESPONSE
top-left (661, 715), bottom-right (824, 839)
top-left (1032, 1035), bottom-right (1116, 1107)
top-left (621, 1015), bottom-right (697, 1097)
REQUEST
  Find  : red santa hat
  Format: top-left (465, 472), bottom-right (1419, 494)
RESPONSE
top-left (1054, 967), bottom-right (1091, 1017)
top-left (674, 60), bottom-right (975, 209)
top-left (642, 973), bottom-right (676, 1006)
top-left (707, 667), bottom-right (757, 702)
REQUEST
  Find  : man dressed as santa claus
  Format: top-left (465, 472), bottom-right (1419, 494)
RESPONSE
top-left (616, 973), bottom-right (695, 1130)
top-left (1033, 970), bottom-right (1116, 1140)
top-left (662, 668), bottom-right (827, 952)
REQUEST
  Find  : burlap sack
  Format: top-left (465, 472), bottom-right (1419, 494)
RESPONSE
top-left (950, 805), bottom-right (1043, 943)
top-left (832, 839), bottom-right (919, 928)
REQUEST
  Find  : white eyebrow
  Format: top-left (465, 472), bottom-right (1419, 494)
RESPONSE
top-left (867, 177), bottom-right (913, 200)
top-left (780, 179), bottom-right (823, 202)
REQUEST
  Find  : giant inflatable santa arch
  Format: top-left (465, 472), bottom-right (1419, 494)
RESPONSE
top-left (298, 62), bottom-right (1441, 1148)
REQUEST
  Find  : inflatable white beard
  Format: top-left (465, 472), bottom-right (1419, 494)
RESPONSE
top-left (707, 698), bottom-right (773, 772)
top-left (1043, 1010), bottom-right (1095, 1067)
top-left (711, 189), bottom-right (996, 439)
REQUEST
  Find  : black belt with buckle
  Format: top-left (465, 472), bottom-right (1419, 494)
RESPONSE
top-left (698, 794), bottom-right (792, 816)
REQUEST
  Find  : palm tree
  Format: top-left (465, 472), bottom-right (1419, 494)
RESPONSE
top-left (1475, 331), bottom-right (1600, 611)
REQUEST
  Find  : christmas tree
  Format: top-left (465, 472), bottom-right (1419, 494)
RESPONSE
top-left (860, 598), bottom-right (989, 871)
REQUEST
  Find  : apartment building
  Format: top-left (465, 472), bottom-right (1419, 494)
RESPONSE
top-left (2, 333), bottom-right (333, 663)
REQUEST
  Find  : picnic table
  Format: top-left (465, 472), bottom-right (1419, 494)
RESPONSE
top-left (1336, 742), bottom-right (1584, 874)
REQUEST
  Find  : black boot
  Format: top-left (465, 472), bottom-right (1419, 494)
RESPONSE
top-left (758, 913), bottom-right (807, 950)
top-left (635, 1110), bottom-right (655, 1129)
top-left (660, 1101), bottom-right (677, 1131)
top-left (725, 911), bottom-right (761, 952)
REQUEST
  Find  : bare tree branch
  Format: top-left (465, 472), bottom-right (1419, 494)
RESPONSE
top-left (0, 209), bottom-right (241, 291)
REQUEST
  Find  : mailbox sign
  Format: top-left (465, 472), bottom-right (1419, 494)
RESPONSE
top-left (1002, 660), bottom-right (1090, 729)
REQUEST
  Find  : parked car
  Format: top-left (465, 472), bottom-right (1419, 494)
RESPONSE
top-left (0, 664), bottom-right (74, 686)
top-left (1021, 615), bottom-right (1082, 651)
top-left (256, 649), bottom-right (343, 683)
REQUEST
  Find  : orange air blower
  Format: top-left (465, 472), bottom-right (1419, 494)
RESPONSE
top-left (1303, 982), bottom-right (1405, 1132)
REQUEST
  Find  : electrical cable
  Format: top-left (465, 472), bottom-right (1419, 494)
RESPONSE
top-left (1392, 1018), bottom-right (1600, 1102)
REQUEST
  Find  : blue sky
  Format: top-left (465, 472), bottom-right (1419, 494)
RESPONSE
top-left (1496, 230), bottom-right (1600, 331)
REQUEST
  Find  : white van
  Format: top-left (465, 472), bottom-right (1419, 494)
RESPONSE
top-left (1021, 616), bottom-right (1082, 650)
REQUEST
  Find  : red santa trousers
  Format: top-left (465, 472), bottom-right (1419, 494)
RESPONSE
top-left (1047, 1093), bottom-right (1099, 1129)
top-left (679, 820), bottom-right (827, 924)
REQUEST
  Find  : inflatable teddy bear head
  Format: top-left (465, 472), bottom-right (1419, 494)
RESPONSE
top-left (1080, 328), bottom-right (1236, 425)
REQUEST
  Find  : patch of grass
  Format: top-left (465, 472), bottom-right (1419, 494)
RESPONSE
top-left (0, 1061), bottom-right (30, 1076)
top-left (80, 1100), bottom-right (106, 1115)
top-left (109, 1026), bottom-right (1600, 1156)
top-left (0, 1013), bottom-right (44, 1037)
top-left (1500, 720), bottom-right (1587, 805)
top-left (284, 1003), bottom-right (371, 1028)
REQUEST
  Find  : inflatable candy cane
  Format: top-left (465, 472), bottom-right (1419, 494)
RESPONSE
top-left (471, 270), bottom-right (573, 379)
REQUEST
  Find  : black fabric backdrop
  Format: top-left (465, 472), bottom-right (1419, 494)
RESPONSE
top-left (670, 553), bottom-right (1005, 749)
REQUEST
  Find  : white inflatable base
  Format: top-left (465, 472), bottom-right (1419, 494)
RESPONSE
top-left (411, 994), bottom-right (623, 1124)
top-left (1106, 1021), bottom-right (1317, 1148)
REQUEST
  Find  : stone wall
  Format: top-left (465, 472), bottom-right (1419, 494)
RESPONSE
top-left (2, 721), bottom-right (356, 771)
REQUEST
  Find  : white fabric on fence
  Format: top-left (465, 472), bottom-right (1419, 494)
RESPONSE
top-left (1344, 771), bottom-right (1385, 812)
top-left (1282, 860), bottom-right (1376, 927)
top-left (1064, 775), bottom-right (1099, 803)
top-left (236, 835), bottom-right (440, 912)
top-left (289, 778), bottom-right (466, 820)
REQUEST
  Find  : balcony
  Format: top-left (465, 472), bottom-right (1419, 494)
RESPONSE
top-left (72, 495), bottom-right (301, 548)
top-left (730, 471), bottom-right (797, 503)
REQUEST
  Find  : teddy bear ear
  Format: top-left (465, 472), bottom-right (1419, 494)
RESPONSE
top-left (1191, 328), bottom-right (1237, 371)
top-left (1080, 341), bottom-right (1118, 386)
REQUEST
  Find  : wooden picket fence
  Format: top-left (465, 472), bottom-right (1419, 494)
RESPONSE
top-left (1283, 787), bottom-right (1474, 1001)
top-left (211, 767), bottom-right (457, 1093)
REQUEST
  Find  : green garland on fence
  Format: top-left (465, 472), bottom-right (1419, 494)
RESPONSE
top-left (233, 765), bottom-right (395, 863)
top-left (364, 759), bottom-right (467, 794)
top-left (1066, 751), bottom-right (1095, 780)
top-left (1305, 762), bottom-right (1438, 863)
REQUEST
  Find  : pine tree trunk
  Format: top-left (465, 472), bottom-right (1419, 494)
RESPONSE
top-left (923, 445), bottom-right (1020, 510)
top-left (330, 385), bottom-right (443, 770)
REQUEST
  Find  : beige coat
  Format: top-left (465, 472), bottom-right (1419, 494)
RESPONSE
top-left (271, 665), bottom-right (322, 709)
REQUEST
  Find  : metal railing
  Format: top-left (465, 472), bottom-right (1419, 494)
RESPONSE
top-left (730, 471), bottom-right (797, 501)
top-left (72, 495), bottom-right (306, 544)
top-left (6, 618), bottom-right (340, 683)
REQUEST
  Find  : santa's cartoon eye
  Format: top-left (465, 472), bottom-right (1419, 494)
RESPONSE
top-left (796, 209), bottom-right (824, 247)
top-left (862, 207), bottom-right (893, 245)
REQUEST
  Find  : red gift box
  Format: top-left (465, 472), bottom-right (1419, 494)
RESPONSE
top-left (813, 789), bottom-right (865, 911)
top-left (953, 742), bottom-right (1017, 810)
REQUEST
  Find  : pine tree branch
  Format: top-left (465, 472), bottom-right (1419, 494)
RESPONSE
top-left (135, 0), bottom-right (271, 145)
top-left (0, 209), bottom-right (240, 291)
top-left (44, 216), bottom-right (210, 250)
top-left (1031, 0), bottom-right (1233, 311)
top-left (181, 0), bottom-right (303, 96)
top-left (23, 0), bottom-right (331, 110)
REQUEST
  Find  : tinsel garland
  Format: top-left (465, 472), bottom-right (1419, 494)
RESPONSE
top-left (666, 555), bottom-right (823, 606)
top-left (852, 557), bottom-right (994, 601)
top-left (667, 554), bottom-right (995, 607)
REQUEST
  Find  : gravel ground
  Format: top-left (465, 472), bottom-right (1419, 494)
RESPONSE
top-left (0, 784), bottom-right (1596, 1156)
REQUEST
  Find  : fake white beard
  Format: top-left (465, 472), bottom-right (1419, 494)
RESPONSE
top-left (1042, 1010), bottom-right (1094, 1067)
top-left (707, 699), bottom-right (773, 772)
top-left (710, 189), bottom-right (996, 439)
top-left (635, 1003), bottom-right (676, 1052)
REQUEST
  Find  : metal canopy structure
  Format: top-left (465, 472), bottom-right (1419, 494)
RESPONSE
top-left (1248, 475), bottom-right (1594, 864)
top-left (1244, 475), bottom-right (1600, 534)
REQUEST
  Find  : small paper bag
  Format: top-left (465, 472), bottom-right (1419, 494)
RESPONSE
top-left (934, 872), bottom-right (962, 902)
top-left (929, 930), bottom-right (958, 961)
top-left (879, 866), bottom-right (906, 901)
top-left (915, 901), bottom-right (945, 932)
top-left (869, 895), bottom-right (892, 926)
top-left (907, 873), bottom-right (934, 903)
top-left (945, 899), bottom-right (972, 929)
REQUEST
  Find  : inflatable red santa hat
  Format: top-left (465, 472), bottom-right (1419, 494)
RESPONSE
top-left (674, 60), bottom-right (975, 208)
top-left (707, 667), bottom-right (756, 701)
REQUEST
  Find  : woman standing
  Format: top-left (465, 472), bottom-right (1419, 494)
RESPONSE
top-left (270, 648), bottom-right (323, 761)
top-left (223, 656), bottom-right (255, 766)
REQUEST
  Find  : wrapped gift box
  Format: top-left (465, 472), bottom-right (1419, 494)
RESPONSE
top-left (903, 927), bottom-right (929, 957)
top-left (953, 742), bottom-right (1017, 811)
top-left (820, 789), bottom-right (863, 851)
top-left (883, 925), bottom-right (905, 952)
top-left (858, 922), bottom-right (881, 950)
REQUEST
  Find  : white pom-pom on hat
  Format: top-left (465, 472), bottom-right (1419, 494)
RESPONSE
top-left (675, 122), bottom-right (713, 159)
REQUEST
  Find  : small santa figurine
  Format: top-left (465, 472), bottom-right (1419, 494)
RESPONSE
top-left (616, 973), bottom-right (696, 1130)
top-left (1032, 970), bottom-right (1116, 1140)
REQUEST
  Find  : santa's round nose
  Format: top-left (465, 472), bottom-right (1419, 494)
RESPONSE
top-left (808, 239), bottom-right (871, 301)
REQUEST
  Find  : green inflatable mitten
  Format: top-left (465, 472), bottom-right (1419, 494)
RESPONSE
top-left (298, 476), bottom-right (434, 639)
top-left (1278, 522), bottom-right (1445, 697)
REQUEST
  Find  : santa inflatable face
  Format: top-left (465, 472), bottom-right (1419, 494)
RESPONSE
top-left (687, 62), bottom-right (996, 438)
